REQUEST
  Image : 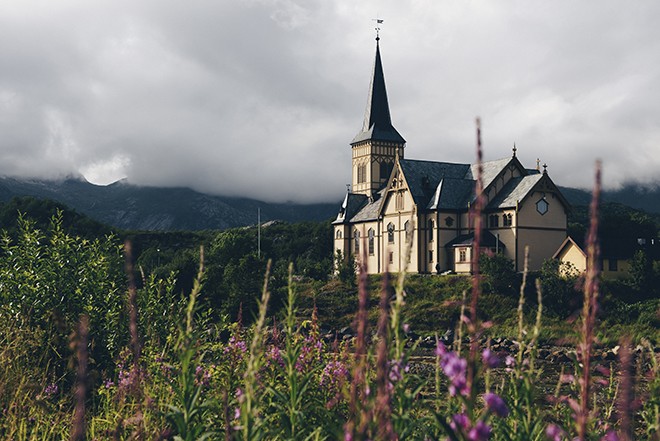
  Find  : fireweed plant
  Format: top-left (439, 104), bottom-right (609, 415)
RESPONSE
top-left (1, 124), bottom-right (659, 439)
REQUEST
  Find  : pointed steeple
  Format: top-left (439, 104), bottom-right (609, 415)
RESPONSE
top-left (351, 39), bottom-right (405, 145)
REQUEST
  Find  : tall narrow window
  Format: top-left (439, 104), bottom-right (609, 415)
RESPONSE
top-left (336, 230), bottom-right (342, 239)
top-left (395, 192), bottom-right (404, 210)
top-left (357, 164), bottom-right (367, 184)
top-left (429, 250), bottom-right (433, 262)
top-left (459, 248), bottom-right (467, 262)
top-left (368, 228), bottom-right (375, 255)
top-left (387, 222), bottom-right (395, 243)
top-left (354, 230), bottom-right (360, 254)
top-left (428, 219), bottom-right (434, 242)
top-left (503, 213), bottom-right (513, 227)
top-left (404, 220), bottom-right (411, 242)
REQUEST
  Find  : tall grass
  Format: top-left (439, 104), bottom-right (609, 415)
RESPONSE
top-left (0, 133), bottom-right (657, 440)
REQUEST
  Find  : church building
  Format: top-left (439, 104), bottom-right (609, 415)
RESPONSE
top-left (333, 37), bottom-right (570, 274)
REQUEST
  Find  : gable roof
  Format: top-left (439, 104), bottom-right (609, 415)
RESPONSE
top-left (351, 40), bottom-right (405, 145)
top-left (398, 159), bottom-right (470, 208)
top-left (332, 192), bottom-right (368, 224)
top-left (486, 174), bottom-right (544, 209)
top-left (428, 177), bottom-right (475, 210)
top-left (465, 157), bottom-right (516, 190)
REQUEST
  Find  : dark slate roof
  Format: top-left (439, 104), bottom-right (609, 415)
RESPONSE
top-left (349, 188), bottom-right (385, 222)
top-left (444, 231), bottom-right (505, 249)
top-left (332, 192), bottom-right (368, 224)
top-left (428, 178), bottom-right (475, 211)
top-left (399, 159), bottom-right (470, 208)
top-left (351, 41), bottom-right (406, 145)
top-left (465, 157), bottom-right (513, 190)
top-left (486, 174), bottom-right (544, 209)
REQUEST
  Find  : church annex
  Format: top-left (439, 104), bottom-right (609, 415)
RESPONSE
top-left (333, 38), bottom-right (570, 274)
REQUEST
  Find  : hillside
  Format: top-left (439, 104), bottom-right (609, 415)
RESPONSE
top-left (1, 175), bottom-right (659, 231)
top-left (0, 176), bottom-right (338, 231)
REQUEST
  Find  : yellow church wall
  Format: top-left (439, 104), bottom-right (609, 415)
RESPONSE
top-left (515, 190), bottom-right (567, 271)
top-left (557, 243), bottom-right (587, 273)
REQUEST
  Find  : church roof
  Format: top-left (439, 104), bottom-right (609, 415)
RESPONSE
top-left (351, 40), bottom-right (406, 145)
top-left (399, 159), bottom-right (470, 208)
top-left (465, 157), bottom-right (516, 190)
top-left (332, 192), bottom-right (368, 224)
top-left (444, 231), bottom-right (505, 249)
top-left (428, 177), bottom-right (475, 210)
top-left (487, 174), bottom-right (544, 209)
top-left (349, 188), bottom-right (385, 222)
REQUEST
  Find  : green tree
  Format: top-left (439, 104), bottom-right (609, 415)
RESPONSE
top-left (538, 258), bottom-right (582, 317)
top-left (628, 249), bottom-right (656, 300)
top-left (479, 252), bottom-right (517, 296)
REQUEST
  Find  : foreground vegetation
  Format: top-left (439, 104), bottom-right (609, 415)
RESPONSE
top-left (0, 184), bottom-right (659, 439)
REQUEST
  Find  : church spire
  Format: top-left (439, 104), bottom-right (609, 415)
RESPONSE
top-left (351, 37), bottom-right (405, 145)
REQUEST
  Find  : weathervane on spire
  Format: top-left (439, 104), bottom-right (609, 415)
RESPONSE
top-left (373, 18), bottom-right (383, 40)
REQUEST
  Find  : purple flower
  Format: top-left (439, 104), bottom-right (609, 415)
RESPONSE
top-left (450, 413), bottom-right (470, 431)
top-left (600, 432), bottom-right (620, 441)
top-left (440, 351), bottom-right (469, 396)
top-left (482, 349), bottom-right (500, 369)
top-left (545, 424), bottom-right (564, 441)
top-left (43, 383), bottom-right (58, 398)
top-left (435, 341), bottom-right (447, 357)
top-left (484, 392), bottom-right (509, 418)
top-left (468, 421), bottom-right (491, 441)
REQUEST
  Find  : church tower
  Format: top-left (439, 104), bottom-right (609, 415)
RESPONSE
top-left (350, 37), bottom-right (406, 196)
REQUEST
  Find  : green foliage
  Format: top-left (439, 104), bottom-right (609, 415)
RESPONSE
top-left (627, 249), bottom-right (658, 300)
top-left (538, 259), bottom-right (582, 318)
top-left (335, 249), bottom-right (356, 286)
top-left (479, 253), bottom-right (517, 296)
top-left (0, 211), bottom-right (126, 380)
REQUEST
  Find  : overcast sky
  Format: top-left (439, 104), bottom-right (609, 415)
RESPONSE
top-left (1, 1), bottom-right (658, 203)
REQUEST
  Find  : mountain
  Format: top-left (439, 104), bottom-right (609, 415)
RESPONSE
top-left (0, 176), bottom-right (339, 231)
top-left (1, 176), bottom-right (659, 232)
top-left (560, 184), bottom-right (660, 214)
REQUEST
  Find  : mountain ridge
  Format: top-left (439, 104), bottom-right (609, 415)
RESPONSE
top-left (1, 176), bottom-right (659, 231)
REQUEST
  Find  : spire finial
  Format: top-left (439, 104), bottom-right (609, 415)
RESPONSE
top-left (512, 142), bottom-right (517, 157)
top-left (373, 18), bottom-right (383, 41)
top-left (346, 183), bottom-right (351, 193)
top-left (536, 158), bottom-right (540, 171)
top-left (543, 163), bottom-right (548, 174)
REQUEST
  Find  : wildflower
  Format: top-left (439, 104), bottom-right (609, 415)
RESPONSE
top-left (435, 341), bottom-right (447, 357)
top-left (468, 421), bottom-right (491, 441)
top-left (482, 348), bottom-right (500, 369)
top-left (545, 424), bottom-right (564, 441)
top-left (403, 323), bottom-right (410, 333)
top-left (266, 345), bottom-right (284, 368)
top-left (43, 383), bottom-right (58, 398)
top-left (440, 351), bottom-right (469, 397)
top-left (450, 413), bottom-right (470, 431)
top-left (483, 392), bottom-right (509, 418)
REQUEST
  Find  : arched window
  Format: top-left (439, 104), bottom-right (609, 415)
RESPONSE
top-left (368, 228), bottom-right (375, 255)
top-left (336, 229), bottom-right (342, 239)
top-left (404, 220), bottom-right (411, 242)
top-left (354, 230), bottom-right (360, 254)
top-left (387, 222), bottom-right (395, 243)
top-left (503, 213), bottom-right (513, 227)
top-left (428, 219), bottom-right (434, 242)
